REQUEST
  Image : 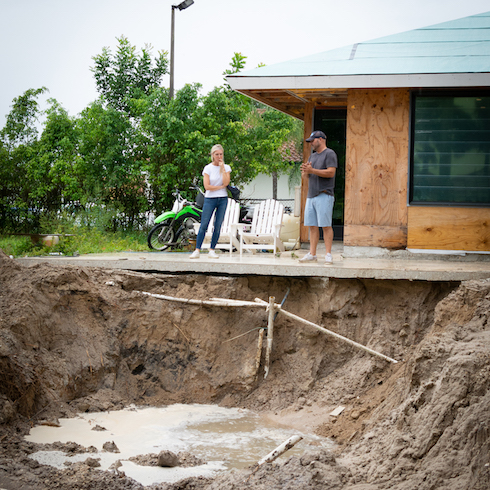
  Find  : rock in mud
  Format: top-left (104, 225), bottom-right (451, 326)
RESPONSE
top-left (158, 450), bottom-right (180, 467)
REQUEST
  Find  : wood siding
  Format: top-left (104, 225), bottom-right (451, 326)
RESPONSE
top-left (408, 207), bottom-right (490, 251)
top-left (344, 89), bottom-right (410, 248)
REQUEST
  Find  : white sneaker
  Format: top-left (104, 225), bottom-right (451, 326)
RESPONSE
top-left (208, 250), bottom-right (219, 259)
top-left (325, 253), bottom-right (333, 265)
top-left (299, 252), bottom-right (317, 262)
top-left (189, 249), bottom-right (200, 259)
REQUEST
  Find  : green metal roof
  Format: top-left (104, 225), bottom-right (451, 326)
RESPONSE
top-left (230, 11), bottom-right (490, 82)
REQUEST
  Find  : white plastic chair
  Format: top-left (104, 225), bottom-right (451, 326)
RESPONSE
top-left (233, 199), bottom-right (285, 257)
top-left (193, 198), bottom-right (240, 255)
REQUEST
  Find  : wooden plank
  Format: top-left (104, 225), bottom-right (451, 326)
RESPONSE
top-left (407, 207), bottom-right (490, 251)
top-left (345, 89), bottom-right (410, 248)
top-left (344, 224), bottom-right (407, 248)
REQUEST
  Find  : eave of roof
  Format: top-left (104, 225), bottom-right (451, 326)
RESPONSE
top-left (227, 11), bottom-right (490, 119)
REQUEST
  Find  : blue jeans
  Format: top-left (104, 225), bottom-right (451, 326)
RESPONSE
top-left (196, 197), bottom-right (228, 249)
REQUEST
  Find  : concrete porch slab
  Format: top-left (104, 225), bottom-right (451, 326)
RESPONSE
top-left (16, 243), bottom-right (490, 282)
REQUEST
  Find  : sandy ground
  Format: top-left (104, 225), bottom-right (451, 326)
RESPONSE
top-left (0, 249), bottom-right (489, 489)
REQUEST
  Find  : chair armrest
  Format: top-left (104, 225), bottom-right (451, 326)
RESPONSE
top-left (231, 223), bottom-right (252, 236)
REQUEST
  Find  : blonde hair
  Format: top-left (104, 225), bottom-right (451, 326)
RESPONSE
top-left (210, 144), bottom-right (224, 160)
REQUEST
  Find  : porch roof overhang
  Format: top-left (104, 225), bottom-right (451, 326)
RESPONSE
top-left (226, 11), bottom-right (490, 120)
top-left (228, 73), bottom-right (490, 120)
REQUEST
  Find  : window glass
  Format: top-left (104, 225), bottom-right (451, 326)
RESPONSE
top-left (411, 94), bottom-right (490, 205)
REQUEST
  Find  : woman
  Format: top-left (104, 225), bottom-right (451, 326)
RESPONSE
top-left (190, 144), bottom-right (231, 259)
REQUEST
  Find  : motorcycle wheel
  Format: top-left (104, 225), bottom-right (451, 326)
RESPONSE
top-left (147, 221), bottom-right (175, 251)
top-left (175, 217), bottom-right (200, 249)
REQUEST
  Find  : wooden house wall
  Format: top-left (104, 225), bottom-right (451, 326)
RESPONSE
top-left (407, 207), bottom-right (490, 251)
top-left (300, 88), bottom-right (489, 252)
top-left (343, 89), bottom-right (410, 248)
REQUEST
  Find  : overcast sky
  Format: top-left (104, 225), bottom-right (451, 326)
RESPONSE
top-left (1, 0), bottom-right (489, 124)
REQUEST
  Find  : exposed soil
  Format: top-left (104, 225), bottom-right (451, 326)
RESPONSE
top-left (0, 249), bottom-right (489, 489)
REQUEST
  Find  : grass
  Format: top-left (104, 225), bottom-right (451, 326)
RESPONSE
top-left (0, 229), bottom-right (149, 257)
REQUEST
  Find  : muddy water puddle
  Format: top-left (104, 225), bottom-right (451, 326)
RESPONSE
top-left (26, 404), bottom-right (332, 486)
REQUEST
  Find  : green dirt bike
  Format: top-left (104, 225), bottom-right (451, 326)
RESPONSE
top-left (147, 186), bottom-right (204, 251)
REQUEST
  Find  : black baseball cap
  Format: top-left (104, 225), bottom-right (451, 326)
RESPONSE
top-left (306, 131), bottom-right (327, 143)
top-left (306, 130), bottom-right (326, 142)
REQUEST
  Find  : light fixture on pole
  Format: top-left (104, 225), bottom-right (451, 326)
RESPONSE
top-left (169, 0), bottom-right (194, 99)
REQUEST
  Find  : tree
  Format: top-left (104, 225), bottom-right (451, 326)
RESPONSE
top-left (34, 99), bottom-right (79, 210)
top-left (0, 45), bottom-right (302, 232)
top-left (221, 54), bottom-right (303, 198)
top-left (0, 87), bottom-right (47, 229)
top-left (76, 101), bottom-right (147, 228)
top-left (1, 87), bottom-right (47, 150)
top-left (92, 36), bottom-right (168, 116)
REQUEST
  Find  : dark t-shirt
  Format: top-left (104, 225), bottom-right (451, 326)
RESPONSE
top-left (307, 148), bottom-right (338, 198)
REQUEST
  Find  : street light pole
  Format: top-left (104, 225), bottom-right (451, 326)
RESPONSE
top-left (169, 0), bottom-right (194, 99)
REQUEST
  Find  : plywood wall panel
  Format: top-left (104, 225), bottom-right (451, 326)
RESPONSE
top-left (345, 89), bottom-right (410, 247)
top-left (344, 225), bottom-right (407, 249)
top-left (408, 207), bottom-right (490, 251)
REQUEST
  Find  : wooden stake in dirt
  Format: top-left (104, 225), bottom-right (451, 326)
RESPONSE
top-left (264, 296), bottom-right (275, 379)
top-left (254, 328), bottom-right (265, 380)
top-left (257, 435), bottom-right (303, 465)
top-left (245, 434), bottom-right (303, 484)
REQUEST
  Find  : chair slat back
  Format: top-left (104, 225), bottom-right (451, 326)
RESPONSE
top-left (221, 199), bottom-right (239, 233)
top-left (250, 199), bottom-right (284, 235)
top-left (250, 202), bottom-right (261, 234)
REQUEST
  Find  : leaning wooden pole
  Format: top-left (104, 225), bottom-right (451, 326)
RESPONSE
top-left (138, 292), bottom-right (265, 309)
top-left (257, 435), bottom-right (303, 465)
top-left (254, 298), bottom-right (398, 364)
top-left (264, 296), bottom-right (275, 379)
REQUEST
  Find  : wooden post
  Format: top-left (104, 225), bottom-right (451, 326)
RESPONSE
top-left (254, 328), bottom-right (265, 380)
top-left (264, 296), bottom-right (275, 379)
top-left (300, 102), bottom-right (314, 243)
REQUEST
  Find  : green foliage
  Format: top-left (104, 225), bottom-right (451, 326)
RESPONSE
top-left (0, 235), bottom-right (34, 256)
top-left (76, 101), bottom-right (148, 228)
top-left (92, 36), bottom-right (168, 115)
top-left (1, 87), bottom-right (47, 149)
top-left (0, 228), bottom-right (148, 258)
top-left (222, 52), bottom-right (248, 88)
top-left (1, 40), bottom-right (303, 235)
top-left (0, 87), bottom-right (48, 231)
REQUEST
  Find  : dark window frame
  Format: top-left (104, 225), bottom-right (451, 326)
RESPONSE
top-left (409, 89), bottom-right (490, 207)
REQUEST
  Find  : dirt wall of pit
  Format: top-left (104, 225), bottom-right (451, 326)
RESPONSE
top-left (1, 250), bottom-right (489, 490)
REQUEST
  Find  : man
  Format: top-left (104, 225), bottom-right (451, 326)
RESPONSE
top-left (299, 130), bottom-right (337, 264)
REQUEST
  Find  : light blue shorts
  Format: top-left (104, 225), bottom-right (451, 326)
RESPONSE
top-left (304, 193), bottom-right (334, 227)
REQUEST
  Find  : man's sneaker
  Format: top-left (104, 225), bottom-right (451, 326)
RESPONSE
top-left (208, 250), bottom-right (219, 259)
top-left (189, 249), bottom-right (200, 259)
top-left (325, 253), bottom-right (333, 265)
top-left (299, 252), bottom-right (317, 262)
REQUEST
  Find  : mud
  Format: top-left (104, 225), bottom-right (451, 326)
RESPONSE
top-left (0, 249), bottom-right (489, 489)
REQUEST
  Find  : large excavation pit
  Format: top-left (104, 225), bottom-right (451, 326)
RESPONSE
top-left (1, 250), bottom-right (489, 489)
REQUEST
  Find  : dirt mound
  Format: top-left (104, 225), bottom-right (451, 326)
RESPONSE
top-left (1, 249), bottom-right (489, 489)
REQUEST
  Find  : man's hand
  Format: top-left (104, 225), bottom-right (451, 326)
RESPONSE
top-left (301, 161), bottom-right (312, 175)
